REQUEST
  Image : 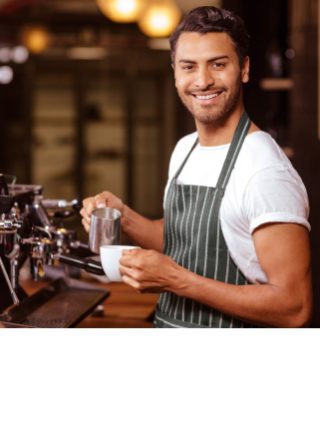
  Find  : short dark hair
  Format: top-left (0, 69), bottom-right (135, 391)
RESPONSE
top-left (170, 6), bottom-right (250, 66)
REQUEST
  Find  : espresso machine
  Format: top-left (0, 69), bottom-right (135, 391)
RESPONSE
top-left (0, 174), bottom-right (109, 327)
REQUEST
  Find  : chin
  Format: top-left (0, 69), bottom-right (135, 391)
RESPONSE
top-left (195, 103), bottom-right (241, 125)
top-left (193, 110), bottom-right (227, 125)
top-left (195, 116), bottom-right (218, 125)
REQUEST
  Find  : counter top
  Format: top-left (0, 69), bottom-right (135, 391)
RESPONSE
top-left (0, 275), bottom-right (158, 328)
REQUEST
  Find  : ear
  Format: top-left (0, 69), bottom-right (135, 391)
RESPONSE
top-left (241, 56), bottom-right (250, 83)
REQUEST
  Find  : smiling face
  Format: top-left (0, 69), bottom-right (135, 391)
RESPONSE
top-left (173, 31), bottom-right (249, 127)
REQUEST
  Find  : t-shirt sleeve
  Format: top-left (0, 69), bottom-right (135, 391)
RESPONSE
top-left (242, 164), bottom-right (310, 233)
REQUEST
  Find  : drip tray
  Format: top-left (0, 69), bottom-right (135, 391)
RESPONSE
top-left (0, 277), bottom-right (109, 328)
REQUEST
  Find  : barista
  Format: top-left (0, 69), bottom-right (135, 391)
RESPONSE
top-left (80, 6), bottom-right (312, 328)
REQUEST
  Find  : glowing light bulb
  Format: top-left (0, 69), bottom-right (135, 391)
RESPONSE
top-left (21, 26), bottom-right (51, 54)
top-left (97, 0), bottom-right (147, 23)
top-left (0, 47), bottom-right (11, 62)
top-left (138, 0), bottom-right (181, 38)
top-left (12, 46), bottom-right (29, 63)
top-left (0, 66), bottom-right (14, 84)
top-left (118, 0), bottom-right (137, 14)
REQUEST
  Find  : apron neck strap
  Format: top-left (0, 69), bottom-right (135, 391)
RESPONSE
top-left (216, 111), bottom-right (250, 192)
top-left (173, 137), bottom-right (199, 180)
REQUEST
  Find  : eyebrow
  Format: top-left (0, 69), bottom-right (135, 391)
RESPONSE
top-left (178, 55), bottom-right (229, 64)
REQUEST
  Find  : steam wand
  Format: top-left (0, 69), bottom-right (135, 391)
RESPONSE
top-left (0, 256), bottom-right (19, 305)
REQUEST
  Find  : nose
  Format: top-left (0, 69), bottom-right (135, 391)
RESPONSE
top-left (195, 66), bottom-right (214, 90)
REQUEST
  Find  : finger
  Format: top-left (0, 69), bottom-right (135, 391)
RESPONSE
top-left (82, 196), bottom-right (94, 208)
top-left (120, 252), bottom-right (134, 267)
top-left (82, 200), bottom-right (96, 217)
top-left (94, 198), bottom-right (106, 208)
top-left (122, 275), bottom-right (162, 294)
top-left (82, 213), bottom-right (91, 224)
top-left (79, 207), bottom-right (88, 219)
top-left (94, 192), bottom-right (108, 208)
top-left (81, 217), bottom-right (90, 233)
top-left (83, 192), bottom-right (106, 214)
top-left (119, 265), bottom-right (142, 281)
top-left (121, 248), bottom-right (143, 263)
top-left (119, 253), bottom-right (142, 270)
top-left (122, 248), bottom-right (141, 257)
top-left (122, 274), bottom-right (141, 290)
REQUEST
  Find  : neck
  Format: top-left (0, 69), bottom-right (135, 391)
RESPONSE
top-left (196, 106), bottom-right (245, 147)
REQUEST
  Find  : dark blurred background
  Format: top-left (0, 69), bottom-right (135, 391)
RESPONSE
top-left (0, 0), bottom-right (318, 325)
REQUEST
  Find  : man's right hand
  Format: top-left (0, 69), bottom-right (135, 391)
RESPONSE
top-left (80, 191), bottom-right (124, 232)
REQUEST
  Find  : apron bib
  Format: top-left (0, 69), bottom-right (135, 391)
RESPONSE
top-left (154, 112), bottom-right (254, 328)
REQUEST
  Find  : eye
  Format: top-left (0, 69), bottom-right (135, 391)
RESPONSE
top-left (212, 62), bottom-right (226, 70)
top-left (181, 64), bottom-right (194, 71)
top-left (178, 62), bottom-right (195, 71)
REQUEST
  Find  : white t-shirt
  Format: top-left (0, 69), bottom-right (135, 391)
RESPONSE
top-left (164, 130), bottom-right (310, 283)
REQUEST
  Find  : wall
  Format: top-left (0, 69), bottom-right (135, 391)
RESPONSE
top-left (289, 0), bottom-right (319, 326)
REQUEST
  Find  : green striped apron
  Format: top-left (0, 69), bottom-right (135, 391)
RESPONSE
top-left (154, 112), bottom-right (254, 328)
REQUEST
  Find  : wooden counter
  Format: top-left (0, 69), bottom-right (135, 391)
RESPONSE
top-left (77, 280), bottom-right (158, 328)
top-left (17, 274), bottom-right (158, 328)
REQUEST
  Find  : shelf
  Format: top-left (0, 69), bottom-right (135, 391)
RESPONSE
top-left (259, 78), bottom-right (294, 91)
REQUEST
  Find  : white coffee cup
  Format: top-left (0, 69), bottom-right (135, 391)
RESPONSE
top-left (100, 245), bottom-right (139, 282)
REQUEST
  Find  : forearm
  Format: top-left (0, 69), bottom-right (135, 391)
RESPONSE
top-left (169, 265), bottom-right (311, 327)
top-left (120, 220), bottom-right (312, 328)
top-left (121, 205), bottom-right (163, 251)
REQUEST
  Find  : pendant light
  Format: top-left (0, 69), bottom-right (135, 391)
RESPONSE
top-left (96, 0), bottom-right (147, 23)
top-left (21, 26), bottom-right (51, 54)
top-left (0, 66), bottom-right (14, 84)
top-left (138, 0), bottom-right (181, 38)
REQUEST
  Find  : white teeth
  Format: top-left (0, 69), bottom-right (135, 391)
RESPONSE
top-left (195, 93), bottom-right (220, 100)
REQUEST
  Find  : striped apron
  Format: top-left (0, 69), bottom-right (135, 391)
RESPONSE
top-left (154, 112), bottom-right (254, 328)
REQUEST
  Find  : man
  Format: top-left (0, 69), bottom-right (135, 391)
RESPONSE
top-left (81, 6), bottom-right (312, 327)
